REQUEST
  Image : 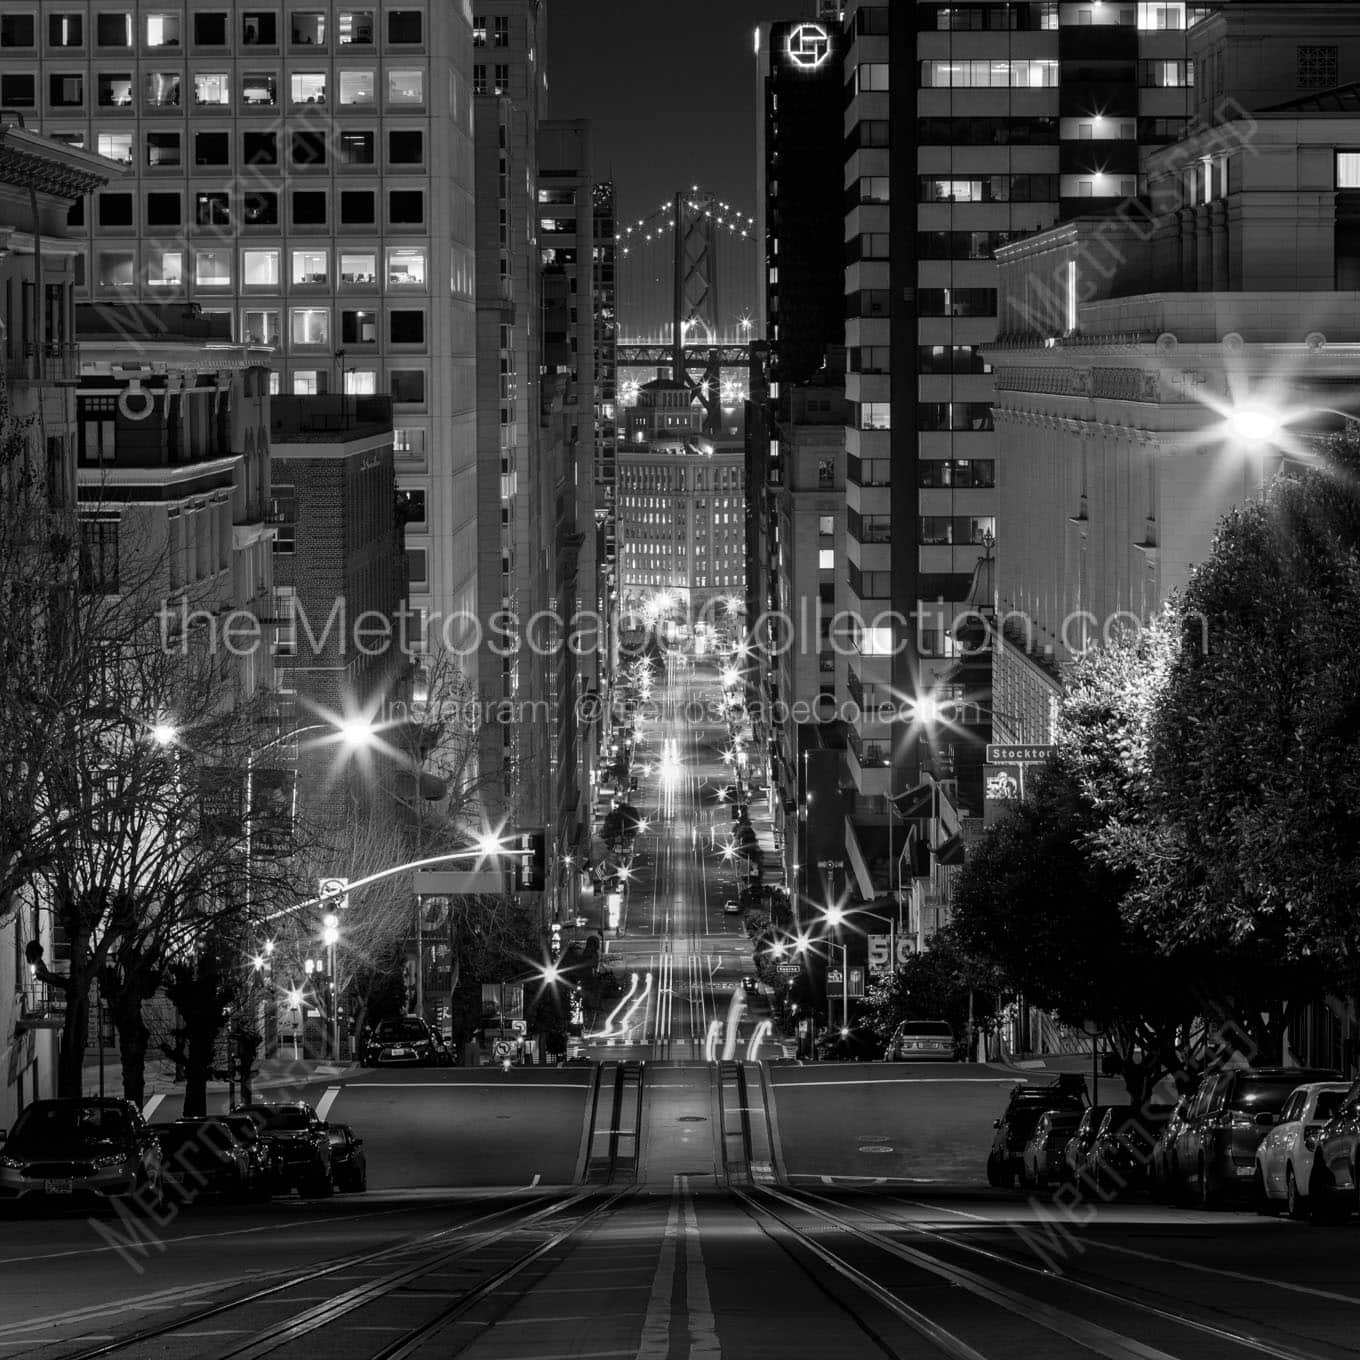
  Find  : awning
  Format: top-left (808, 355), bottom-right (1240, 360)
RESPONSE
top-left (843, 817), bottom-right (875, 902)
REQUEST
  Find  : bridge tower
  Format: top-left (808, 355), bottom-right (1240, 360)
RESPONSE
top-left (672, 191), bottom-right (725, 434)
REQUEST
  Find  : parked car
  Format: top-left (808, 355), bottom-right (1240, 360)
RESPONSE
top-left (1149, 1092), bottom-right (1195, 1199)
top-left (326, 1124), bottom-right (368, 1193)
top-left (156, 1119), bottom-right (264, 1204)
top-left (1020, 1110), bottom-right (1084, 1191)
top-left (1085, 1105), bottom-right (1174, 1197)
top-left (723, 899), bottom-right (742, 915)
top-left (1308, 1078), bottom-right (1360, 1222)
top-left (1168, 1066), bottom-right (1340, 1208)
top-left (229, 1102), bottom-right (333, 1197)
top-left (884, 1020), bottom-right (956, 1062)
top-left (0, 1097), bottom-right (164, 1209)
top-left (1254, 1082), bottom-right (1349, 1218)
top-left (217, 1112), bottom-right (282, 1192)
top-left (815, 1026), bottom-right (880, 1061)
top-left (362, 1015), bottom-right (448, 1067)
top-left (1060, 1105), bottom-right (1115, 1187)
top-left (988, 1079), bottom-right (1088, 1189)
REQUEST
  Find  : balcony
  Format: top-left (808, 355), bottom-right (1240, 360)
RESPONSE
top-left (14, 341), bottom-right (80, 386)
top-left (18, 983), bottom-right (66, 1030)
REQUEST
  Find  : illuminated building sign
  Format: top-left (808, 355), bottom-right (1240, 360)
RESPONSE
top-left (786, 22), bottom-right (831, 70)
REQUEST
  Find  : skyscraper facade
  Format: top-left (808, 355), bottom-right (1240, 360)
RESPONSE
top-left (839, 0), bottom-right (1201, 838)
top-left (16, 0), bottom-right (476, 643)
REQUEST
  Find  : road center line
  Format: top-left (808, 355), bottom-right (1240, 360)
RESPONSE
top-left (636, 1182), bottom-right (682, 1358)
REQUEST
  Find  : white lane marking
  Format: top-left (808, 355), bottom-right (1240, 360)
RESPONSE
top-left (681, 1175), bottom-right (721, 1359)
top-left (142, 1093), bottom-right (166, 1122)
top-left (315, 1085), bottom-right (342, 1121)
top-left (344, 1083), bottom-right (588, 1090)
top-left (772, 1078), bottom-right (1019, 1087)
top-left (637, 1185), bottom-right (683, 1358)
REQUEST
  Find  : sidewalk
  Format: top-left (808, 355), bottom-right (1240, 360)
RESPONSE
top-left (82, 1053), bottom-right (360, 1101)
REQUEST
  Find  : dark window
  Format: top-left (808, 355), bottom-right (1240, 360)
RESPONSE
top-left (193, 12), bottom-right (228, 45)
top-left (917, 402), bottom-right (994, 432)
top-left (97, 73), bottom-right (134, 106)
top-left (243, 130), bottom-right (277, 164)
top-left (195, 192), bottom-right (230, 226)
top-left (388, 129), bottom-right (422, 163)
top-left (146, 191), bottom-right (181, 226)
top-left (243, 191), bottom-right (278, 225)
top-left (97, 193), bottom-right (134, 227)
top-left (241, 11), bottom-right (276, 44)
top-left (146, 131), bottom-right (180, 166)
top-left (49, 72), bottom-right (83, 105)
top-left (291, 130), bottom-right (326, 165)
top-left (339, 130), bottom-right (374, 164)
top-left (387, 9), bottom-right (422, 43)
top-left (395, 488), bottom-right (425, 521)
top-left (389, 310), bottom-right (423, 343)
top-left (49, 13), bottom-right (83, 45)
top-left (388, 190), bottom-right (423, 224)
top-left (340, 189), bottom-right (375, 224)
top-left (918, 288), bottom-right (997, 318)
top-left (341, 308), bottom-right (377, 343)
top-left (195, 131), bottom-right (230, 165)
top-left (96, 12), bottom-right (131, 45)
top-left (80, 519), bottom-right (120, 592)
top-left (390, 369), bottom-right (424, 403)
top-left (918, 459), bottom-right (996, 489)
top-left (0, 14), bottom-right (35, 45)
top-left (0, 74), bottom-right (36, 106)
top-left (292, 190), bottom-right (327, 224)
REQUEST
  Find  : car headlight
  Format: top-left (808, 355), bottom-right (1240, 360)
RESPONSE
top-left (91, 1154), bottom-right (128, 1170)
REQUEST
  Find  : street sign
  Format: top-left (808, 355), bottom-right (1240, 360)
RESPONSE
top-left (985, 744), bottom-right (1057, 765)
top-left (896, 938), bottom-right (914, 965)
top-left (868, 935), bottom-right (891, 974)
top-left (775, 963), bottom-right (801, 976)
top-left (319, 876), bottom-right (349, 911)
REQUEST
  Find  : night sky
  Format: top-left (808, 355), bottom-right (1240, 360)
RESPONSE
top-left (548, 0), bottom-right (795, 225)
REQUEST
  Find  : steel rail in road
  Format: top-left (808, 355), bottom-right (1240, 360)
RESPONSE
top-left (805, 1189), bottom-right (1337, 1360)
top-left (743, 1186), bottom-right (1338, 1360)
top-left (57, 1189), bottom-right (618, 1360)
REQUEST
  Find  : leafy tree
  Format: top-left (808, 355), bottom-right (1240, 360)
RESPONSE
top-left (1138, 442), bottom-right (1360, 1057)
top-left (859, 928), bottom-right (1000, 1054)
top-left (951, 760), bottom-right (1194, 1104)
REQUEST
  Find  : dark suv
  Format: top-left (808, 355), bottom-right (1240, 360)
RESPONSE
top-left (229, 1102), bottom-right (333, 1197)
top-left (987, 1076), bottom-right (1088, 1189)
top-left (1168, 1066), bottom-right (1339, 1207)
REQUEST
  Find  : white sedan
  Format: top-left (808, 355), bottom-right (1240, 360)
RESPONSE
top-left (1255, 1081), bottom-right (1350, 1218)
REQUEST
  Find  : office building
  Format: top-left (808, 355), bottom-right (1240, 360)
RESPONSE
top-left (14, 0), bottom-right (476, 659)
top-left (618, 379), bottom-right (746, 621)
top-left (749, 16), bottom-right (850, 890)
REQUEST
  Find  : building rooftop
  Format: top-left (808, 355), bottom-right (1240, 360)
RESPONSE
top-left (270, 395), bottom-right (394, 446)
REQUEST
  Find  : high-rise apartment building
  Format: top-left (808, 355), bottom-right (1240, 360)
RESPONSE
top-left (470, 0), bottom-right (548, 821)
top-left (838, 0), bottom-right (1202, 845)
top-left (16, 0), bottom-right (476, 646)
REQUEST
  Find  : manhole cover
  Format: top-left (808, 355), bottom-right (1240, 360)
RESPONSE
top-left (678, 1115), bottom-right (708, 1122)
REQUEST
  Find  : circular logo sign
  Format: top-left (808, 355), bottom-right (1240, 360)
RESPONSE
top-left (786, 22), bottom-right (831, 70)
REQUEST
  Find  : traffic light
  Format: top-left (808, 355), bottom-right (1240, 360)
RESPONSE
top-left (514, 829), bottom-right (547, 892)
